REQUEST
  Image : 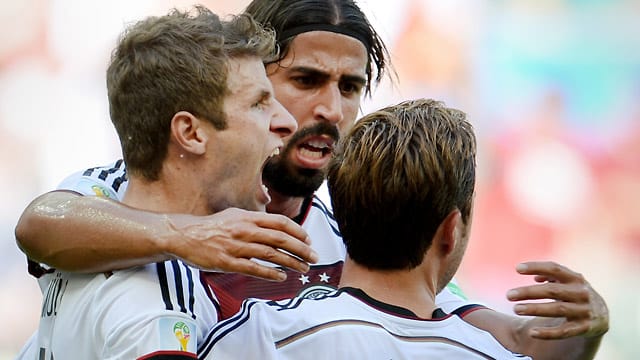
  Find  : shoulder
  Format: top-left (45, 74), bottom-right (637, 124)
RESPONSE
top-left (99, 262), bottom-right (218, 356)
top-left (302, 195), bottom-right (341, 236)
top-left (99, 261), bottom-right (217, 324)
top-left (442, 315), bottom-right (532, 359)
top-left (56, 159), bottom-right (128, 200)
top-left (198, 291), bottom-right (346, 358)
top-left (435, 279), bottom-right (486, 314)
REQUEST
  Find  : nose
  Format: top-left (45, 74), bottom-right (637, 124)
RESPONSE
top-left (313, 84), bottom-right (344, 125)
top-left (270, 99), bottom-right (297, 138)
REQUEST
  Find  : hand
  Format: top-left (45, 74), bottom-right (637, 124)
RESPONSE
top-left (163, 208), bottom-right (318, 282)
top-left (507, 261), bottom-right (609, 340)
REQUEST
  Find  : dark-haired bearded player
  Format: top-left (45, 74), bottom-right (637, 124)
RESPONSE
top-left (16, 1), bottom-right (608, 359)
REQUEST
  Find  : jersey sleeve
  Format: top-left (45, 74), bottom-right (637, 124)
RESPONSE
top-left (13, 330), bottom-right (38, 360)
top-left (26, 160), bottom-right (128, 280)
top-left (98, 262), bottom-right (215, 359)
top-left (435, 278), bottom-right (486, 314)
top-left (102, 314), bottom-right (199, 360)
top-left (198, 299), bottom-right (278, 360)
top-left (56, 159), bottom-right (128, 200)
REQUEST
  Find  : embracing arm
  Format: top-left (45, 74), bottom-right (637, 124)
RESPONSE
top-left (462, 261), bottom-right (608, 360)
top-left (15, 190), bottom-right (317, 280)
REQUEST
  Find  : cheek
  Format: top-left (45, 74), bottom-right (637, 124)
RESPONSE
top-left (338, 100), bottom-right (361, 133)
top-left (277, 93), bottom-right (308, 126)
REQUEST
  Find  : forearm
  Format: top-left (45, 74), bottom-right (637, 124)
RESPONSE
top-left (514, 317), bottom-right (603, 360)
top-left (15, 191), bottom-right (174, 272)
top-left (464, 309), bottom-right (603, 360)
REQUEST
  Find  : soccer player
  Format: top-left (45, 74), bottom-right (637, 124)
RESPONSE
top-left (21, 7), bottom-right (299, 359)
top-left (16, 1), bottom-right (608, 359)
top-left (199, 98), bottom-right (532, 359)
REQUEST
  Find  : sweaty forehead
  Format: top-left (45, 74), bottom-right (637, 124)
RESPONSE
top-left (281, 31), bottom-right (368, 78)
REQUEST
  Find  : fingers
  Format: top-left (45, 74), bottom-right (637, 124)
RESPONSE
top-left (214, 256), bottom-right (289, 282)
top-left (170, 208), bottom-right (320, 280)
top-left (513, 300), bottom-right (591, 319)
top-left (528, 321), bottom-right (592, 339)
top-left (515, 261), bottom-right (584, 284)
top-left (246, 213), bottom-right (318, 265)
top-left (255, 212), bottom-right (312, 245)
top-left (507, 260), bottom-right (611, 340)
top-left (233, 241), bottom-right (312, 274)
top-left (507, 282), bottom-right (591, 303)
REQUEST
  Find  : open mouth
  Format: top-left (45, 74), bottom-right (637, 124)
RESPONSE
top-left (299, 138), bottom-right (334, 158)
top-left (295, 135), bottom-right (335, 168)
top-left (259, 147), bottom-right (282, 202)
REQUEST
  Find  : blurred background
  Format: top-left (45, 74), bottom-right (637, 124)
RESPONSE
top-left (1, 0), bottom-right (638, 358)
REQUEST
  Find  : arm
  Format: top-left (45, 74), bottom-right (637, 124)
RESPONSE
top-left (15, 190), bottom-right (317, 281)
top-left (462, 261), bottom-right (608, 360)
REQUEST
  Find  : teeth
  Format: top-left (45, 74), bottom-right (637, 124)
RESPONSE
top-left (306, 140), bottom-right (329, 149)
top-left (262, 184), bottom-right (269, 193)
top-left (268, 148), bottom-right (280, 158)
top-left (300, 147), bottom-right (324, 159)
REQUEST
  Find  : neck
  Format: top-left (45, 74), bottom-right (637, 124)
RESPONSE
top-left (122, 165), bottom-right (208, 215)
top-left (338, 257), bottom-right (439, 319)
top-left (266, 188), bottom-right (308, 220)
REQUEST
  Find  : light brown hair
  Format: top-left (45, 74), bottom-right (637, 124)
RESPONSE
top-left (328, 99), bottom-right (476, 269)
top-left (107, 6), bottom-right (277, 180)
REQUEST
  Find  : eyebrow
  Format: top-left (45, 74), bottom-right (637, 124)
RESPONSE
top-left (254, 89), bottom-right (271, 102)
top-left (289, 66), bottom-right (367, 86)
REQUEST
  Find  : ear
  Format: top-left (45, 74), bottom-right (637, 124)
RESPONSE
top-left (435, 209), bottom-right (462, 257)
top-left (170, 111), bottom-right (208, 156)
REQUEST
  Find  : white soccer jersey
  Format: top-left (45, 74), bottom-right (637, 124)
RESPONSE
top-left (34, 260), bottom-right (218, 359)
top-left (199, 288), bottom-right (530, 360)
top-left (49, 160), bottom-right (479, 317)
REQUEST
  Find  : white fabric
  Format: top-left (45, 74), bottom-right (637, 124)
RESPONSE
top-left (198, 288), bottom-right (529, 360)
top-left (52, 160), bottom-right (477, 312)
top-left (32, 261), bottom-right (217, 359)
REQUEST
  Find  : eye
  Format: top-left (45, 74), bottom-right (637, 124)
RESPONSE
top-left (292, 75), bottom-right (319, 88)
top-left (253, 98), bottom-right (269, 109)
top-left (339, 81), bottom-right (363, 96)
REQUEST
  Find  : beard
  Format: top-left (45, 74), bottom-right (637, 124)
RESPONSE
top-left (263, 122), bottom-right (340, 198)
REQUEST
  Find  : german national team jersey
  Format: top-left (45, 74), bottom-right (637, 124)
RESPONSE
top-left (47, 160), bottom-right (481, 319)
top-left (198, 287), bottom-right (530, 360)
top-left (20, 160), bottom-right (219, 359)
top-left (34, 261), bottom-right (219, 359)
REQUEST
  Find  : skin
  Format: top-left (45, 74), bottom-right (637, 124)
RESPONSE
top-left (340, 210), bottom-right (468, 319)
top-left (264, 31), bottom-right (368, 218)
top-left (14, 30), bottom-right (608, 359)
top-left (126, 56), bottom-right (295, 214)
top-left (262, 31), bottom-right (608, 359)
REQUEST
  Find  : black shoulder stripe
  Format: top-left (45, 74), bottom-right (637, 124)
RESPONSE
top-left (157, 261), bottom-right (197, 319)
top-left (80, 160), bottom-right (128, 192)
top-left (181, 262), bottom-right (196, 319)
top-left (310, 201), bottom-right (341, 237)
top-left (82, 167), bottom-right (96, 177)
top-left (451, 304), bottom-right (487, 318)
top-left (198, 299), bottom-right (258, 358)
top-left (111, 172), bottom-right (128, 191)
top-left (171, 260), bottom-right (187, 314)
top-left (157, 262), bottom-right (173, 311)
top-left (312, 195), bottom-right (336, 220)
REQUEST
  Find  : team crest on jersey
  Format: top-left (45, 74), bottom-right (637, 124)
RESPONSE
top-left (159, 317), bottom-right (196, 353)
top-left (297, 284), bottom-right (337, 300)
